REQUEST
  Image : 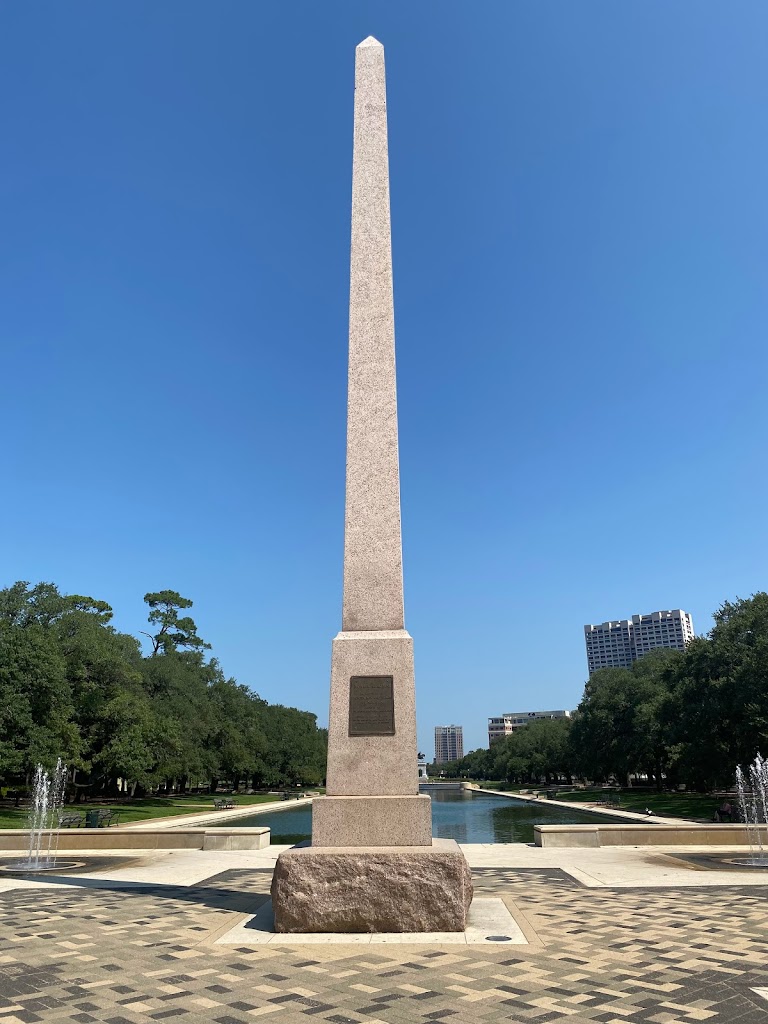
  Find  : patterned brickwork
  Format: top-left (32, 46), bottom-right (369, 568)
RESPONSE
top-left (0, 867), bottom-right (767, 1023)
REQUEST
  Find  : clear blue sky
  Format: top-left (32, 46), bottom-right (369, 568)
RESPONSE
top-left (2, 2), bottom-right (766, 756)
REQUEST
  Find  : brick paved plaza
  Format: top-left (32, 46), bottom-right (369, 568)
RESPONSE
top-left (1, 845), bottom-right (767, 1024)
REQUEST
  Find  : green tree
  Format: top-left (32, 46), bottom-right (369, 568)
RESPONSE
top-left (517, 717), bottom-right (573, 783)
top-left (0, 579), bottom-right (329, 796)
top-left (0, 581), bottom-right (112, 629)
top-left (142, 591), bottom-right (211, 655)
top-left (259, 705), bottom-right (327, 788)
top-left (142, 650), bottom-right (218, 790)
top-left (0, 623), bottom-right (80, 776)
top-left (436, 747), bottom-right (497, 780)
top-left (483, 718), bottom-right (575, 785)
top-left (570, 649), bottom-right (679, 787)
top-left (662, 594), bottom-right (768, 789)
top-left (207, 678), bottom-right (268, 791)
top-left (89, 689), bottom-right (160, 795)
top-left (0, 582), bottom-right (126, 783)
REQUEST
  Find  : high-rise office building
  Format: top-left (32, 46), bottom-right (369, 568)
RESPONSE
top-left (488, 710), bottom-right (571, 746)
top-left (584, 609), bottom-right (694, 675)
top-left (434, 725), bottom-right (464, 763)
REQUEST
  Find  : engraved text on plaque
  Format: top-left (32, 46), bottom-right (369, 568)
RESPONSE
top-left (348, 675), bottom-right (395, 736)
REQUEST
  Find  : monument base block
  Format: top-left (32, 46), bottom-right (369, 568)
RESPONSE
top-left (312, 794), bottom-right (431, 846)
top-left (271, 838), bottom-right (473, 933)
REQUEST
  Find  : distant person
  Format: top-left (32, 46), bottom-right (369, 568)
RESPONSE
top-left (714, 800), bottom-right (733, 823)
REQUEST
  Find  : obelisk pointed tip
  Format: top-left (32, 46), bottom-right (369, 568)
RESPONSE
top-left (357, 35), bottom-right (383, 49)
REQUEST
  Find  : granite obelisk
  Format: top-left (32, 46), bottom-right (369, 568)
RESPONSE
top-left (312, 35), bottom-right (432, 844)
top-left (271, 37), bottom-right (472, 934)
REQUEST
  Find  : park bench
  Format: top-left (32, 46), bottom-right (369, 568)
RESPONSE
top-left (84, 809), bottom-right (119, 828)
top-left (59, 813), bottom-right (85, 828)
top-left (213, 798), bottom-right (236, 809)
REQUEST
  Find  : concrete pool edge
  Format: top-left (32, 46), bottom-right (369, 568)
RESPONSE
top-left (0, 827), bottom-right (271, 852)
top-left (534, 822), bottom-right (758, 848)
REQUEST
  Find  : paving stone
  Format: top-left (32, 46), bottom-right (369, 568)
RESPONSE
top-left (0, 866), bottom-right (766, 1023)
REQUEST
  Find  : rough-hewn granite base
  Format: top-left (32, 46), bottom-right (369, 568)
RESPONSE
top-left (271, 838), bottom-right (473, 933)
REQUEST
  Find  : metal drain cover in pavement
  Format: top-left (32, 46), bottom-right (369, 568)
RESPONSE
top-left (486, 935), bottom-right (512, 942)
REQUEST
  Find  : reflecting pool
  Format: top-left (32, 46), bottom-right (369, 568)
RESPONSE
top-left (233, 789), bottom-right (634, 845)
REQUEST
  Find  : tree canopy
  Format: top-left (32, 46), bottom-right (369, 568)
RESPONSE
top-left (437, 593), bottom-right (768, 792)
top-left (142, 590), bottom-right (211, 655)
top-left (0, 581), bottom-right (327, 796)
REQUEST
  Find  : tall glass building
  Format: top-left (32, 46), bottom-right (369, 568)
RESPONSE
top-left (434, 725), bottom-right (464, 763)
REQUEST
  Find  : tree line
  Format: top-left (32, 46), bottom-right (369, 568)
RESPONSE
top-left (0, 582), bottom-right (327, 797)
top-left (438, 593), bottom-right (768, 792)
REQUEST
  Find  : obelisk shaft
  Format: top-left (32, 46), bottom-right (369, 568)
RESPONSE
top-left (315, 37), bottom-right (429, 822)
top-left (342, 37), bottom-right (404, 633)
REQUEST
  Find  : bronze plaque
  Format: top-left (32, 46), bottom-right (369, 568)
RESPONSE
top-left (348, 676), bottom-right (395, 736)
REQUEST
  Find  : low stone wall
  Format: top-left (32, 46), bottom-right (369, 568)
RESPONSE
top-left (0, 827), bottom-right (270, 852)
top-left (534, 823), bottom-right (759, 848)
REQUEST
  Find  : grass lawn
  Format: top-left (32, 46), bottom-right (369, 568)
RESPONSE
top-left (555, 789), bottom-right (719, 821)
top-left (0, 792), bottom-right (288, 829)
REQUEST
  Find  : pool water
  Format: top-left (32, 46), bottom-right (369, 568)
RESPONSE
top-left (234, 790), bottom-right (633, 845)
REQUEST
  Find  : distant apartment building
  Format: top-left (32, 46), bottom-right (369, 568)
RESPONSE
top-left (488, 710), bottom-right (571, 746)
top-left (584, 609), bottom-right (694, 675)
top-left (434, 725), bottom-right (464, 763)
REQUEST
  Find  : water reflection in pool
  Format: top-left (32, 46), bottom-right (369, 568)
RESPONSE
top-left (234, 789), bottom-right (633, 845)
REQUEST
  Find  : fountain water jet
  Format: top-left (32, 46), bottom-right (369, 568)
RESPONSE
top-left (1, 759), bottom-right (77, 873)
top-left (733, 753), bottom-right (768, 867)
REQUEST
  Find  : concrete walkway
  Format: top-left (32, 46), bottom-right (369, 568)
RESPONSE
top-left (1, 842), bottom-right (767, 1024)
top-left (124, 794), bottom-right (314, 830)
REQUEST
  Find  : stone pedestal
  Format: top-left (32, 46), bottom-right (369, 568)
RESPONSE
top-left (325, 630), bottom-right (419, 797)
top-left (271, 839), bottom-right (473, 933)
top-left (314, 627), bottom-right (433, 847)
top-left (312, 794), bottom-right (431, 847)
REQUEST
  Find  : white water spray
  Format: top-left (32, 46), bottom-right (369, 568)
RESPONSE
top-left (735, 753), bottom-right (768, 866)
top-left (23, 759), bottom-right (68, 870)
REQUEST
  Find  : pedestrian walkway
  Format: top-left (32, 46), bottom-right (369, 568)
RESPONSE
top-left (0, 844), bottom-right (766, 1023)
top-left (123, 795), bottom-right (313, 830)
